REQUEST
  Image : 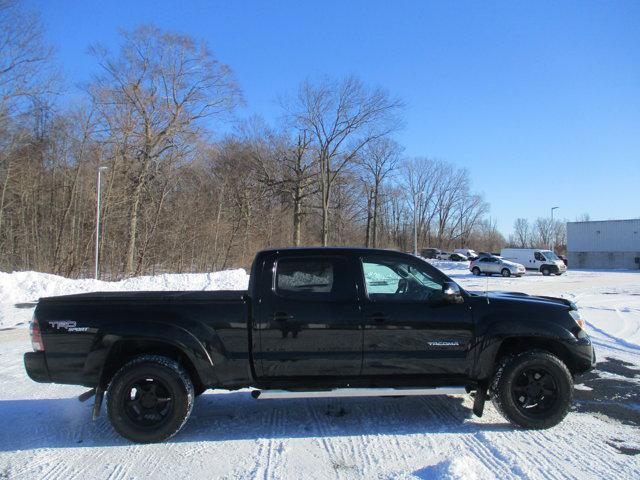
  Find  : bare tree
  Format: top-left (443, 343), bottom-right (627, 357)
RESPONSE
top-left (0, 0), bottom-right (54, 237)
top-left (471, 218), bottom-right (506, 252)
top-left (88, 26), bottom-right (241, 274)
top-left (0, 16), bottom-right (501, 277)
top-left (400, 157), bottom-right (442, 246)
top-left (0, 0), bottom-right (54, 118)
top-left (450, 192), bottom-right (488, 247)
top-left (287, 76), bottom-right (403, 245)
top-left (358, 138), bottom-right (402, 247)
top-left (533, 217), bottom-right (553, 248)
top-left (243, 121), bottom-right (317, 246)
top-left (512, 218), bottom-right (530, 247)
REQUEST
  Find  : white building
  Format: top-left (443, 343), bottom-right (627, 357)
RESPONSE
top-left (567, 219), bottom-right (640, 270)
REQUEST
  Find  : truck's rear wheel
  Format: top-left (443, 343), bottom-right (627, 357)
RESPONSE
top-left (491, 350), bottom-right (573, 429)
top-left (107, 355), bottom-right (194, 443)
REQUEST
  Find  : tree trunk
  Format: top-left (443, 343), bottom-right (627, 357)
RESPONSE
top-left (52, 164), bottom-right (81, 273)
top-left (125, 174), bottom-right (145, 275)
top-left (372, 182), bottom-right (379, 248)
top-left (321, 155), bottom-right (330, 246)
top-left (293, 185), bottom-right (303, 246)
top-left (0, 158), bottom-right (12, 239)
top-left (365, 189), bottom-right (372, 247)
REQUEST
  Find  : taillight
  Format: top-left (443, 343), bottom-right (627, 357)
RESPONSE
top-left (30, 315), bottom-right (44, 352)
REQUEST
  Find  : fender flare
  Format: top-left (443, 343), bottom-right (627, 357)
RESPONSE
top-left (472, 320), bottom-right (578, 380)
top-left (85, 321), bottom-right (217, 389)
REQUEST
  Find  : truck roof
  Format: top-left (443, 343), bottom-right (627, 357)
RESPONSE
top-left (257, 246), bottom-right (408, 256)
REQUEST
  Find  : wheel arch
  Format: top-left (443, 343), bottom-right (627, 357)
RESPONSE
top-left (99, 338), bottom-right (206, 394)
top-left (493, 336), bottom-right (578, 375)
top-left (539, 264), bottom-right (559, 274)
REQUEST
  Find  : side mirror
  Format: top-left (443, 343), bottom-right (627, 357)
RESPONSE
top-left (443, 281), bottom-right (464, 304)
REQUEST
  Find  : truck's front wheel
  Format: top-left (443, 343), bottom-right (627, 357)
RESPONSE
top-left (107, 355), bottom-right (194, 443)
top-left (491, 350), bottom-right (573, 429)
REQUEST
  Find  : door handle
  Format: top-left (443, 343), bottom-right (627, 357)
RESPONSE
top-left (272, 312), bottom-right (293, 322)
top-left (366, 312), bottom-right (389, 323)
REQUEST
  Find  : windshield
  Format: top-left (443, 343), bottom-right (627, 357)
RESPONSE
top-left (542, 250), bottom-right (559, 261)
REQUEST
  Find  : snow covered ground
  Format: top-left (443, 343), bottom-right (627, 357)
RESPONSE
top-left (0, 263), bottom-right (639, 479)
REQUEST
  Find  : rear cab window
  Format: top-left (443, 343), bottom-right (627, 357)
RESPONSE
top-left (274, 256), bottom-right (354, 301)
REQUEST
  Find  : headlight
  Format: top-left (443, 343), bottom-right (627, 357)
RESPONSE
top-left (569, 309), bottom-right (585, 329)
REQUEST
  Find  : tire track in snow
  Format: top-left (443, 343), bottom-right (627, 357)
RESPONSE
top-left (305, 398), bottom-right (351, 479)
top-left (40, 459), bottom-right (76, 480)
top-left (251, 405), bottom-right (285, 480)
top-left (416, 396), bottom-right (523, 480)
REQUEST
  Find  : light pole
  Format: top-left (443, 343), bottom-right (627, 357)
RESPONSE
top-left (95, 166), bottom-right (108, 279)
top-left (550, 206), bottom-right (559, 251)
top-left (413, 191), bottom-right (423, 256)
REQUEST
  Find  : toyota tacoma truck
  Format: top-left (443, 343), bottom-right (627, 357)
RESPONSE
top-left (24, 247), bottom-right (595, 443)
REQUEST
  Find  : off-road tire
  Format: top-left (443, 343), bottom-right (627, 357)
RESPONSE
top-left (107, 355), bottom-right (194, 443)
top-left (490, 350), bottom-right (573, 429)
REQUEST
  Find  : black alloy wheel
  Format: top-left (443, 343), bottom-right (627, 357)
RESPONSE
top-left (511, 367), bottom-right (558, 416)
top-left (491, 350), bottom-right (573, 429)
top-left (122, 376), bottom-right (174, 428)
top-left (107, 355), bottom-right (194, 443)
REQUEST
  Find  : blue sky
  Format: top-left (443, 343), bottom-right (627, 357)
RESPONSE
top-left (31, 0), bottom-right (640, 235)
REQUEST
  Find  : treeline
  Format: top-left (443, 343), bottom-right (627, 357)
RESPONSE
top-left (0, 1), bottom-right (501, 278)
top-left (508, 218), bottom-right (567, 252)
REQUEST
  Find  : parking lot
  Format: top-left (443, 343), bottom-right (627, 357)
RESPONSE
top-left (1, 265), bottom-right (639, 479)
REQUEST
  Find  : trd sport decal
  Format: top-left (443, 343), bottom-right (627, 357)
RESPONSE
top-left (48, 321), bottom-right (89, 332)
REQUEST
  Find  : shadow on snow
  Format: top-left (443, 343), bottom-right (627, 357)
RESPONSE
top-left (0, 393), bottom-right (511, 452)
top-left (0, 357), bottom-right (637, 453)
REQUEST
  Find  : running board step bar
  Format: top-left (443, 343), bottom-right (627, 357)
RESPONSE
top-left (251, 387), bottom-right (466, 400)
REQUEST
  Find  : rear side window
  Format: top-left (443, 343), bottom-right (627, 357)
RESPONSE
top-left (275, 257), bottom-right (353, 300)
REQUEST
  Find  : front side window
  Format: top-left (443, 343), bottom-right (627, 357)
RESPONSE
top-left (361, 256), bottom-right (444, 302)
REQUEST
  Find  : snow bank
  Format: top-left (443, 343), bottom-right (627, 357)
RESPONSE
top-left (0, 269), bottom-right (249, 328)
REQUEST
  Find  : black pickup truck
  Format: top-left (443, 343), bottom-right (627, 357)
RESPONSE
top-left (24, 247), bottom-right (595, 443)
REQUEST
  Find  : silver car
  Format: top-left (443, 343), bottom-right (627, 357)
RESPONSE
top-left (470, 256), bottom-right (525, 277)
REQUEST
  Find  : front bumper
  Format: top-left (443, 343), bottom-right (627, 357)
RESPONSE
top-left (571, 333), bottom-right (597, 374)
top-left (24, 351), bottom-right (51, 383)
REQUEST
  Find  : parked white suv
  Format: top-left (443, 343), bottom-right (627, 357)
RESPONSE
top-left (501, 248), bottom-right (567, 276)
top-left (470, 256), bottom-right (526, 277)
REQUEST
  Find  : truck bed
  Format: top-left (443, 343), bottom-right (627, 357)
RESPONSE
top-left (39, 290), bottom-right (248, 303)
